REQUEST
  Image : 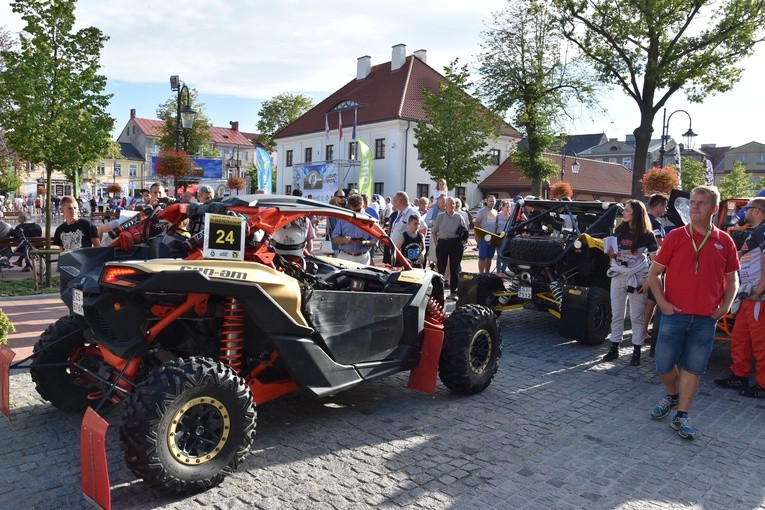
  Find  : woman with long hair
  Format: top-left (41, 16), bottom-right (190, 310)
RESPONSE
top-left (603, 200), bottom-right (658, 366)
top-left (432, 178), bottom-right (448, 202)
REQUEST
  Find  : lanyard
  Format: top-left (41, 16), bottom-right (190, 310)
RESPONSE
top-left (688, 224), bottom-right (712, 274)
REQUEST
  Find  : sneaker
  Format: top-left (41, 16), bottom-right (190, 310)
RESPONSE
top-left (714, 374), bottom-right (748, 390)
top-left (739, 383), bottom-right (765, 399)
top-left (671, 415), bottom-right (696, 440)
top-left (650, 395), bottom-right (679, 420)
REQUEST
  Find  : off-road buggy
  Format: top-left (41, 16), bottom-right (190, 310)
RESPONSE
top-left (1, 195), bottom-right (501, 509)
top-left (459, 198), bottom-right (622, 345)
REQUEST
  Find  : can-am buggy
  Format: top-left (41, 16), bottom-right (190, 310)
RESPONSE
top-left (1, 195), bottom-right (501, 509)
top-left (459, 198), bottom-right (622, 345)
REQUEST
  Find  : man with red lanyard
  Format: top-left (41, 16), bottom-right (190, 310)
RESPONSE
top-left (647, 186), bottom-right (739, 440)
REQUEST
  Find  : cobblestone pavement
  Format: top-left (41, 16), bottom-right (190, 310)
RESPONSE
top-left (1, 307), bottom-right (764, 509)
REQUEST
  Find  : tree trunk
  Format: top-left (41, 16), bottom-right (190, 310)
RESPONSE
top-left (630, 109), bottom-right (656, 199)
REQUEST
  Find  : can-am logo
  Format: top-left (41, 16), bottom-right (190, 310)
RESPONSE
top-left (178, 265), bottom-right (247, 280)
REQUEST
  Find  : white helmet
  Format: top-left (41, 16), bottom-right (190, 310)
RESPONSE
top-left (272, 222), bottom-right (306, 257)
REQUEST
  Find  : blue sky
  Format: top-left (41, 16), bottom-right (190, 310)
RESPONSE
top-left (2, 0), bottom-right (764, 149)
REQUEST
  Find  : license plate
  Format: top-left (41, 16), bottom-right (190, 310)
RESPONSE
top-left (73, 289), bottom-right (84, 316)
top-left (518, 286), bottom-right (532, 300)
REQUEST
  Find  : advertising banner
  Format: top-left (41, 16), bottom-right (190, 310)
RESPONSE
top-left (292, 163), bottom-right (338, 203)
top-left (151, 157), bottom-right (224, 179)
top-left (356, 139), bottom-right (373, 198)
top-left (255, 147), bottom-right (272, 193)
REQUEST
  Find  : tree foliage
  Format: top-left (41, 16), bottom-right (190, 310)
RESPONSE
top-left (156, 87), bottom-right (212, 155)
top-left (718, 161), bottom-right (755, 199)
top-left (414, 61), bottom-right (502, 186)
top-left (671, 156), bottom-right (706, 193)
top-left (555, 0), bottom-right (765, 198)
top-left (0, 0), bottom-right (113, 281)
top-left (479, 0), bottom-right (597, 196)
top-left (257, 92), bottom-right (314, 152)
top-left (0, 164), bottom-right (23, 196)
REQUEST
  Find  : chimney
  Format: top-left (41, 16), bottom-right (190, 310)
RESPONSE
top-left (357, 55), bottom-right (371, 80)
top-left (229, 121), bottom-right (239, 131)
top-left (130, 108), bottom-right (136, 119)
top-left (391, 43), bottom-right (406, 71)
top-left (625, 134), bottom-right (635, 143)
top-left (413, 49), bottom-right (427, 63)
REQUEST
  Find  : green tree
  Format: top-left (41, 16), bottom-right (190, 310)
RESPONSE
top-left (479, 0), bottom-right (596, 196)
top-left (414, 61), bottom-right (502, 186)
top-left (156, 88), bottom-right (211, 155)
top-left (0, 164), bottom-right (23, 196)
top-left (0, 0), bottom-right (113, 288)
top-left (718, 161), bottom-right (754, 199)
top-left (555, 0), bottom-right (765, 198)
top-left (257, 93), bottom-right (314, 151)
top-left (671, 156), bottom-right (705, 193)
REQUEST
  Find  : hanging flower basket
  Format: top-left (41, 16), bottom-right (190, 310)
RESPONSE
top-left (550, 181), bottom-right (573, 199)
top-left (227, 176), bottom-right (246, 191)
top-left (641, 167), bottom-right (678, 195)
top-left (37, 186), bottom-right (46, 195)
top-left (155, 149), bottom-right (193, 180)
top-left (107, 183), bottom-right (122, 195)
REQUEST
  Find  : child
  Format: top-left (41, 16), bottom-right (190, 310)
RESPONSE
top-left (399, 214), bottom-right (425, 268)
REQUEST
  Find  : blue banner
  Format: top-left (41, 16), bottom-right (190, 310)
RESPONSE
top-left (151, 157), bottom-right (223, 179)
top-left (293, 163), bottom-right (338, 203)
top-left (255, 147), bottom-right (272, 193)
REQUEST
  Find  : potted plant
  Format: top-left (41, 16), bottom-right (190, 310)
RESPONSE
top-left (550, 181), bottom-right (573, 200)
top-left (107, 183), bottom-right (122, 195)
top-left (641, 167), bottom-right (679, 195)
top-left (227, 176), bottom-right (246, 195)
top-left (155, 149), bottom-right (194, 192)
top-left (0, 308), bottom-right (15, 346)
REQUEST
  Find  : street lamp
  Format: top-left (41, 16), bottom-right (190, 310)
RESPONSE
top-left (560, 151), bottom-right (580, 181)
top-left (227, 145), bottom-right (241, 194)
top-left (659, 108), bottom-right (697, 167)
top-left (170, 75), bottom-right (197, 152)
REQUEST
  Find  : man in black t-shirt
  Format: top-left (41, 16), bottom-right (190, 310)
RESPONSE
top-left (53, 196), bottom-right (100, 253)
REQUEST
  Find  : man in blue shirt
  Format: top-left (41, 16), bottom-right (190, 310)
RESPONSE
top-left (332, 194), bottom-right (377, 265)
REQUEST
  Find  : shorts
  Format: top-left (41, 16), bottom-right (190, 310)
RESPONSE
top-left (654, 313), bottom-right (718, 375)
top-left (478, 239), bottom-right (496, 259)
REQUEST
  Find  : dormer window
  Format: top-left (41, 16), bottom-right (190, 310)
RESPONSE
top-left (610, 146), bottom-right (619, 151)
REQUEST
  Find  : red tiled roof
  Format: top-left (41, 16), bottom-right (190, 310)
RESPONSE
top-left (275, 55), bottom-right (520, 139)
top-left (480, 153), bottom-right (632, 197)
top-left (133, 118), bottom-right (254, 146)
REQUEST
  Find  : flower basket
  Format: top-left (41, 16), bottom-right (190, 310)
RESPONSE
top-left (227, 176), bottom-right (246, 191)
top-left (155, 149), bottom-right (193, 181)
top-left (550, 181), bottom-right (573, 199)
top-left (37, 186), bottom-right (46, 195)
top-left (641, 167), bottom-right (679, 195)
top-left (107, 183), bottom-right (122, 195)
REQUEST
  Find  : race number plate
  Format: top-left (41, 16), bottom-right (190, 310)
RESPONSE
top-left (203, 213), bottom-right (246, 261)
top-left (73, 288), bottom-right (84, 316)
top-left (518, 285), bottom-right (533, 300)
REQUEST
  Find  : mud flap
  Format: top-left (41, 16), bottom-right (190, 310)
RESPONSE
top-left (559, 285), bottom-right (587, 341)
top-left (407, 326), bottom-right (444, 394)
top-left (81, 407), bottom-right (111, 510)
top-left (0, 344), bottom-right (15, 420)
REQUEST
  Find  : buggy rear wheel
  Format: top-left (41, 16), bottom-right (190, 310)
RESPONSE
top-left (579, 286), bottom-right (611, 345)
top-left (30, 315), bottom-right (107, 412)
top-left (120, 357), bottom-right (256, 494)
top-left (439, 305), bottom-right (501, 394)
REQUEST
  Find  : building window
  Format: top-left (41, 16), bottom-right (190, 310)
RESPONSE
top-left (491, 149), bottom-right (501, 166)
top-left (129, 164), bottom-right (138, 177)
top-left (417, 148), bottom-right (424, 160)
top-left (285, 150), bottom-right (293, 167)
top-left (374, 182), bottom-right (384, 195)
top-left (304, 147), bottom-right (312, 163)
top-left (242, 150), bottom-right (249, 162)
top-left (374, 138), bottom-right (385, 159)
top-left (326, 145), bottom-right (334, 162)
top-left (349, 141), bottom-right (357, 160)
top-left (757, 154), bottom-right (765, 164)
top-left (622, 157), bottom-right (632, 170)
top-left (455, 186), bottom-right (466, 202)
top-left (736, 154), bottom-right (749, 164)
top-left (416, 183), bottom-right (429, 199)
top-left (113, 162), bottom-right (122, 177)
top-left (285, 185), bottom-right (292, 194)
top-left (149, 143), bottom-right (159, 154)
top-left (608, 157), bottom-right (617, 164)
top-left (97, 162), bottom-right (105, 175)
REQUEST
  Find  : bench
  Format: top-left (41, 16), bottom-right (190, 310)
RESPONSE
top-left (0, 237), bottom-right (58, 288)
top-left (89, 212), bottom-right (113, 223)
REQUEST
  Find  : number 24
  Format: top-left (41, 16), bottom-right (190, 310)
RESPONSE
top-left (216, 229), bottom-right (235, 244)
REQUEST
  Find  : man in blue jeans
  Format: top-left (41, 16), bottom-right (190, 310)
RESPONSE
top-left (647, 186), bottom-right (739, 440)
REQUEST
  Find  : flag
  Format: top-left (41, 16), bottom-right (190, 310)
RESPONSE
top-left (324, 114), bottom-right (329, 143)
top-left (675, 143), bottom-right (682, 189)
top-left (255, 147), bottom-right (272, 193)
top-left (704, 158), bottom-right (714, 186)
top-left (352, 108), bottom-right (357, 140)
top-left (357, 139), bottom-right (373, 198)
top-left (338, 111), bottom-right (343, 142)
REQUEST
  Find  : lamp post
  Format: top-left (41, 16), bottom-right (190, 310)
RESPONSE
top-left (560, 151), bottom-right (580, 181)
top-left (659, 108), bottom-right (697, 167)
top-left (170, 75), bottom-right (197, 152)
top-left (227, 145), bottom-right (241, 194)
